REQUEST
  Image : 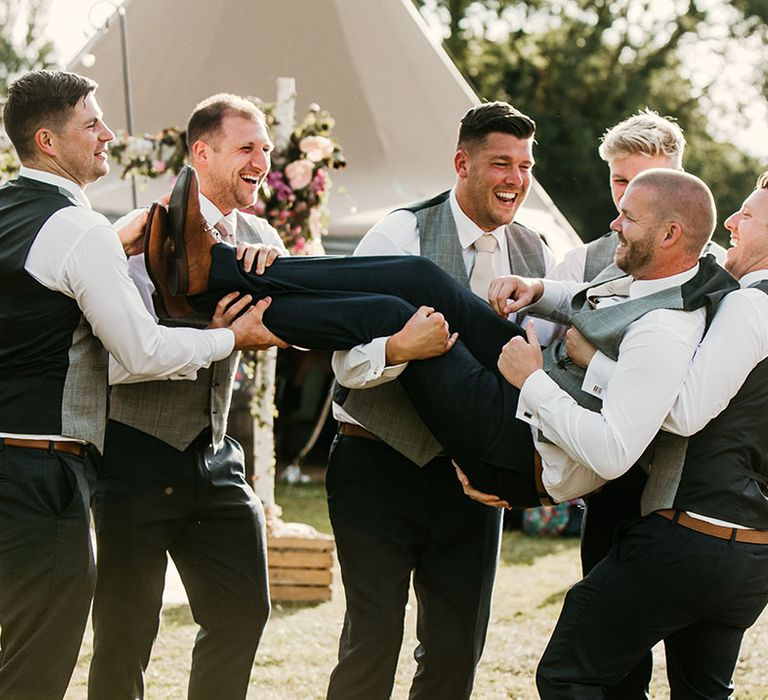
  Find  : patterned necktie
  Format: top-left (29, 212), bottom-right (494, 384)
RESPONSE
top-left (469, 234), bottom-right (499, 299)
top-left (215, 217), bottom-right (237, 244)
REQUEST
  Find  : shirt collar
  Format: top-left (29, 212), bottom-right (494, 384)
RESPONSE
top-left (448, 187), bottom-right (507, 252)
top-left (199, 193), bottom-right (225, 227)
top-left (19, 166), bottom-right (91, 209)
top-left (629, 263), bottom-right (700, 299)
top-left (739, 269), bottom-right (768, 288)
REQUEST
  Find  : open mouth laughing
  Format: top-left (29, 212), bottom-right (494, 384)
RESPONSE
top-left (495, 191), bottom-right (519, 205)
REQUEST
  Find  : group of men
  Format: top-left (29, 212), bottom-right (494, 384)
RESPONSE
top-left (0, 67), bottom-right (767, 700)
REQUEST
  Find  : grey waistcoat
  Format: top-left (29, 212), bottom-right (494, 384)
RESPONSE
top-left (336, 191), bottom-right (548, 465)
top-left (543, 256), bottom-right (732, 413)
top-left (583, 232), bottom-right (619, 282)
top-left (542, 256), bottom-right (736, 503)
top-left (109, 213), bottom-right (266, 451)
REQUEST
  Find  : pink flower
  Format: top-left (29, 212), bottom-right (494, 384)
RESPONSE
top-left (299, 136), bottom-right (334, 162)
top-left (151, 160), bottom-right (167, 174)
top-left (284, 159), bottom-right (314, 189)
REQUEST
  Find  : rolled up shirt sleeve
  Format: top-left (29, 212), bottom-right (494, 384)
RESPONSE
top-left (331, 337), bottom-right (408, 389)
top-left (27, 207), bottom-right (234, 383)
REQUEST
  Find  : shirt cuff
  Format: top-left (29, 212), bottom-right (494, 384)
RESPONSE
top-left (361, 337), bottom-right (409, 384)
top-left (522, 282), bottom-right (560, 317)
top-left (581, 350), bottom-right (615, 400)
top-left (210, 328), bottom-right (236, 360)
top-left (516, 369), bottom-right (559, 427)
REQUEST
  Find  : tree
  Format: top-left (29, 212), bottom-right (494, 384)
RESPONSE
top-left (0, 0), bottom-right (56, 97)
top-left (414, 0), bottom-right (768, 243)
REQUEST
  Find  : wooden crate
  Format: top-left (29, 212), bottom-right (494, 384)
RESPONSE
top-left (267, 532), bottom-right (335, 603)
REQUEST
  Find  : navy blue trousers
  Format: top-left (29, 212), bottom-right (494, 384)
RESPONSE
top-left (193, 247), bottom-right (538, 505)
top-left (325, 437), bottom-right (502, 700)
top-left (88, 423), bottom-right (270, 700)
top-left (537, 513), bottom-right (768, 699)
top-left (0, 442), bottom-right (95, 700)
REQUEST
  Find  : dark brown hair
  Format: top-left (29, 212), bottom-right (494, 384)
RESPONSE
top-left (4, 70), bottom-right (97, 160)
top-left (186, 93), bottom-right (266, 151)
top-left (457, 101), bottom-right (535, 150)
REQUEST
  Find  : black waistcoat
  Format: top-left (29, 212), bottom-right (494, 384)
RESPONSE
top-left (0, 177), bottom-right (85, 435)
top-left (673, 280), bottom-right (768, 528)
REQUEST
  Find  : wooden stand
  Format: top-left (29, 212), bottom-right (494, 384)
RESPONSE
top-left (267, 526), bottom-right (335, 603)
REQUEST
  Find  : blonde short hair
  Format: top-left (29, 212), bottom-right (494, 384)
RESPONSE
top-left (599, 108), bottom-right (685, 167)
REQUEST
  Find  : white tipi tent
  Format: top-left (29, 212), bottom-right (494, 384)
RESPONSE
top-left (73, 0), bottom-right (580, 256)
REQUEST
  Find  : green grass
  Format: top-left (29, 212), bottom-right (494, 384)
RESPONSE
top-left (65, 483), bottom-right (768, 699)
top-left (274, 481), bottom-right (332, 534)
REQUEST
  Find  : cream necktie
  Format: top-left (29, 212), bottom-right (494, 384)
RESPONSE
top-left (469, 234), bottom-right (499, 299)
top-left (586, 276), bottom-right (633, 308)
top-left (215, 217), bottom-right (237, 244)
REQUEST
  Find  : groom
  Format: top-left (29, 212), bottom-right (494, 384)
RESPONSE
top-left (158, 167), bottom-right (736, 502)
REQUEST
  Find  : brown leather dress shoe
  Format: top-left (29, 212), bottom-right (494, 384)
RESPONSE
top-left (166, 165), bottom-right (220, 296)
top-left (144, 201), bottom-right (196, 320)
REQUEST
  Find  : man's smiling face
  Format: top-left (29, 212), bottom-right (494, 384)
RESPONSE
top-left (454, 132), bottom-right (534, 232)
top-left (724, 187), bottom-right (768, 280)
top-left (197, 115), bottom-right (273, 214)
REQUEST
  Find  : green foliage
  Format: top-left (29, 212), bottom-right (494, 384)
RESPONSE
top-left (414, 0), bottom-right (766, 239)
top-left (0, 0), bottom-right (56, 97)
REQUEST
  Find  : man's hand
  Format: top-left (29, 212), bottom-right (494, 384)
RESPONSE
top-left (228, 296), bottom-right (290, 351)
top-left (487, 275), bottom-right (544, 317)
top-left (454, 463), bottom-right (510, 509)
top-left (116, 208), bottom-right (148, 257)
top-left (497, 320), bottom-right (543, 388)
top-left (208, 291), bottom-right (255, 330)
top-left (385, 306), bottom-right (458, 364)
top-left (565, 326), bottom-right (597, 369)
top-left (236, 242), bottom-right (285, 274)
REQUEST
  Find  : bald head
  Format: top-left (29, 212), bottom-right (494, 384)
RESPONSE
top-left (629, 169), bottom-right (716, 258)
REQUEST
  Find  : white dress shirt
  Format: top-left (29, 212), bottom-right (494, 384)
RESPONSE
top-left (580, 270), bottom-right (768, 436)
top-left (517, 265), bottom-right (706, 502)
top-left (567, 269), bottom-right (768, 528)
top-left (3, 168), bottom-right (235, 441)
top-left (333, 188), bottom-right (560, 425)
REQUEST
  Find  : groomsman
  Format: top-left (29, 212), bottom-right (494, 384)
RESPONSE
top-left (536, 172), bottom-right (768, 699)
top-left (0, 72), bottom-right (272, 700)
top-left (326, 101), bottom-right (560, 700)
top-left (88, 94), bottom-right (286, 700)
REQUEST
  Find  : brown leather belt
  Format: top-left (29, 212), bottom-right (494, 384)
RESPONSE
top-left (657, 509), bottom-right (768, 544)
top-left (533, 450), bottom-right (555, 506)
top-left (2, 438), bottom-right (88, 458)
top-left (337, 422), bottom-right (382, 442)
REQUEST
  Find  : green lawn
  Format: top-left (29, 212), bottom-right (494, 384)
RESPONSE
top-left (66, 483), bottom-right (768, 699)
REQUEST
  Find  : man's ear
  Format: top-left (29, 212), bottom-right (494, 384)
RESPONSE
top-left (191, 139), bottom-right (209, 164)
top-left (661, 221), bottom-right (683, 248)
top-left (34, 128), bottom-right (57, 157)
top-left (454, 148), bottom-right (469, 179)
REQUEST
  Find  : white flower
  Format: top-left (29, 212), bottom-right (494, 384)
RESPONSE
top-left (299, 135), bottom-right (334, 163)
top-left (122, 137), bottom-right (154, 160)
top-left (284, 159), bottom-right (314, 189)
top-left (304, 236), bottom-right (326, 256)
top-left (308, 207), bottom-right (325, 238)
